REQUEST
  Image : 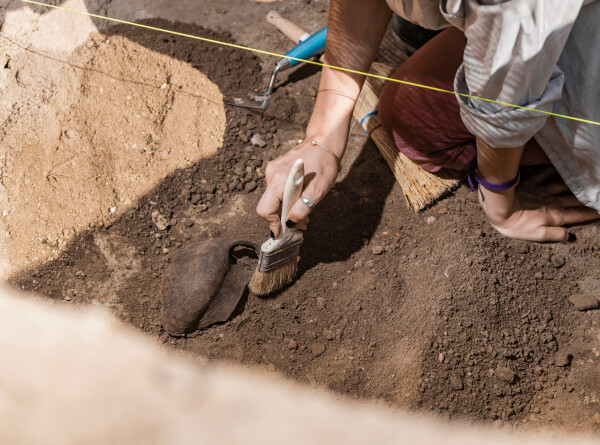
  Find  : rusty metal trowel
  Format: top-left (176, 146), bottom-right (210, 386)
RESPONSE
top-left (161, 238), bottom-right (260, 337)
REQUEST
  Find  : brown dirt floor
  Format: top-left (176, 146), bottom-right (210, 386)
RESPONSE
top-left (6, 9), bottom-right (600, 435)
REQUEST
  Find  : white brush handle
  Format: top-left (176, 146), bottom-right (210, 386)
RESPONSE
top-left (279, 159), bottom-right (304, 239)
top-left (266, 11), bottom-right (311, 43)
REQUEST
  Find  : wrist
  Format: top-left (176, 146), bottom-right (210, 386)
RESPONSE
top-left (476, 138), bottom-right (524, 184)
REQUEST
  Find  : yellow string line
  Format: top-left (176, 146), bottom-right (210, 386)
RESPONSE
top-left (19, 0), bottom-right (600, 127)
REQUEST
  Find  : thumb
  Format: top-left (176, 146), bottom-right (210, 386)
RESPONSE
top-left (541, 226), bottom-right (570, 243)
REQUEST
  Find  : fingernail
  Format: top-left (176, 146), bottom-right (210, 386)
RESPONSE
top-left (567, 232), bottom-right (576, 243)
top-left (269, 230), bottom-right (275, 239)
top-left (285, 219), bottom-right (297, 229)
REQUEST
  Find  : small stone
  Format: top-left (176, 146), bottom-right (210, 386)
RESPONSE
top-left (494, 367), bottom-right (516, 384)
top-left (109, 206), bottom-right (117, 214)
top-left (426, 216), bottom-right (436, 225)
top-left (311, 343), bottom-right (326, 357)
top-left (184, 218), bottom-right (194, 228)
top-left (267, 363), bottom-right (276, 372)
top-left (550, 255), bottom-right (566, 268)
top-left (151, 211), bottom-right (169, 231)
top-left (197, 204), bottom-right (208, 213)
top-left (316, 297), bottom-right (325, 310)
top-left (75, 270), bottom-right (86, 279)
top-left (555, 351), bottom-right (573, 367)
top-left (568, 294), bottom-right (600, 311)
top-left (323, 329), bottom-right (335, 341)
top-left (244, 181), bottom-right (257, 192)
top-left (371, 246), bottom-right (384, 255)
top-left (287, 339), bottom-right (298, 350)
top-left (450, 374), bottom-right (464, 391)
top-left (250, 134), bottom-right (267, 148)
top-left (168, 73), bottom-right (181, 85)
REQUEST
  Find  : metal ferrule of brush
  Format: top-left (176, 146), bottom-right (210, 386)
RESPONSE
top-left (256, 231), bottom-right (303, 273)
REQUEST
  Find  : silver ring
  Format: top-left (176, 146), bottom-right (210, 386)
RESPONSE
top-left (300, 195), bottom-right (315, 210)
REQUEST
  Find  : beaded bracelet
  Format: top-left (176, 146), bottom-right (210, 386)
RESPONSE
top-left (468, 157), bottom-right (520, 192)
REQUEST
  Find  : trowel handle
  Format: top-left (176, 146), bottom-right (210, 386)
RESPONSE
top-left (283, 27), bottom-right (327, 69)
top-left (266, 11), bottom-right (311, 43)
top-left (280, 159), bottom-right (304, 238)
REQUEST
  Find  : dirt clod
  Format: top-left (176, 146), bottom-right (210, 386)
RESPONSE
top-left (494, 367), bottom-right (516, 384)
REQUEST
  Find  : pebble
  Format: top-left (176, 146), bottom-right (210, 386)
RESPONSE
top-left (555, 351), bottom-right (573, 367)
top-left (494, 367), bottom-right (516, 384)
top-left (426, 216), bottom-right (436, 225)
top-left (550, 255), bottom-right (566, 268)
top-left (267, 363), bottom-right (276, 372)
top-left (450, 374), bottom-right (464, 391)
top-left (371, 246), bottom-right (384, 255)
top-left (250, 134), bottom-right (267, 148)
top-left (287, 339), bottom-right (298, 350)
top-left (75, 270), bottom-right (86, 279)
top-left (311, 343), bottom-right (326, 357)
top-left (184, 218), bottom-right (194, 228)
top-left (323, 329), bottom-right (335, 341)
top-left (568, 293), bottom-right (600, 311)
top-left (151, 211), bottom-right (169, 231)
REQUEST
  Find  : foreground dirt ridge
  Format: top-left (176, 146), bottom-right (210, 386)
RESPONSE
top-left (4, 285), bottom-right (600, 445)
top-left (2, 0), bottom-right (600, 433)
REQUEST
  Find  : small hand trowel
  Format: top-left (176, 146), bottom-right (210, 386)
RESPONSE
top-left (229, 26), bottom-right (327, 110)
top-left (161, 238), bottom-right (260, 337)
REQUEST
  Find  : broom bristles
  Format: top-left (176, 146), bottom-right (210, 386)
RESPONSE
top-left (354, 62), bottom-right (463, 212)
top-left (248, 258), bottom-right (299, 296)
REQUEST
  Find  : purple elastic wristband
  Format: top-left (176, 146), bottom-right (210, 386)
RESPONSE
top-left (468, 158), bottom-right (520, 192)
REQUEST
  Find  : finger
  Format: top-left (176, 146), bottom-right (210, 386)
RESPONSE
top-left (285, 183), bottom-right (323, 226)
top-left (547, 206), bottom-right (600, 226)
top-left (256, 183), bottom-right (284, 237)
top-left (540, 226), bottom-right (570, 243)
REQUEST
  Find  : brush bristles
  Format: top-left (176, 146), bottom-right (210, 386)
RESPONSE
top-left (248, 258), bottom-right (299, 295)
top-left (354, 63), bottom-right (463, 212)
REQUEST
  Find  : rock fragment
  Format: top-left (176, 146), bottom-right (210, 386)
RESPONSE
top-left (151, 211), bottom-right (169, 231)
top-left (371, 246), bottom-right (384, 255)
top-left (550, 255), bottom-right (566, 268)
top-left (311, 343), bottom-right (326, 357)
top-left (568, 294), bottom-right (600, 311)
top-left (250, 134), bottom-right (266, 148)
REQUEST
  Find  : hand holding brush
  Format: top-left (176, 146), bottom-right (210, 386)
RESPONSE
top-left (250, 159), bottom-right (307, 295)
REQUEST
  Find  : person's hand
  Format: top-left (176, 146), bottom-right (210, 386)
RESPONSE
top-left (256, 138), bottom-right (340, 237)
top-left (478, 167), bottom-right (600, 242)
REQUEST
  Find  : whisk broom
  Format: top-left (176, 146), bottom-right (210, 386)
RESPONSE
top-left (353, 62), bottom-right (463, 212)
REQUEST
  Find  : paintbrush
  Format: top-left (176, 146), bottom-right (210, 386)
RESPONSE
top-left (249, 159), bottom-right (305, 295)
top-left (354, 62), bottom-right (463, 212)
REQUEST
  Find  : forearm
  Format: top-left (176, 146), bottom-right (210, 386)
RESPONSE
top-left (476, 138), bottom-right (524, 184)
top-left (306, 0), bottom-right (392, 158)
top-left (476, 138), bottom-right (524, 221)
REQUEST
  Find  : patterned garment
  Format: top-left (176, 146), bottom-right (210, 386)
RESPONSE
top-left (386, 0), bottom-right (600, 210)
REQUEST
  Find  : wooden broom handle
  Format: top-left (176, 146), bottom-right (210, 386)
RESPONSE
top-left (266, 11), bottom-right (311, 43)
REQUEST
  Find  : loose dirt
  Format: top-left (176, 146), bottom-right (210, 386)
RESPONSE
top-left (5, 15), bottom-right (600, 435)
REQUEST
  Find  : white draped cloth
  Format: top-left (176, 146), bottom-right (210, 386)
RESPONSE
top-left (386, 0), bottom-right (600, 211)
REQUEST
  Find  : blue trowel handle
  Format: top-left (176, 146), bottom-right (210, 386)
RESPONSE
top-left (279, 26), bottom-right (327, 69)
